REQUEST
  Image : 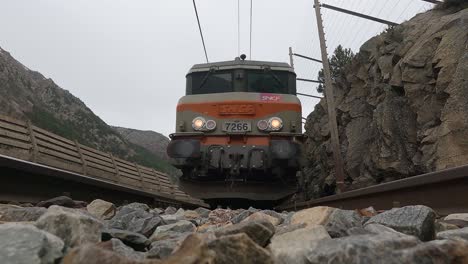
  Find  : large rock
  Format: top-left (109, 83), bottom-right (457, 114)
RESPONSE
top-left (324, 208), bottom-right (363, 237)
top-left (444, 213), bottom-right (468, 222)
top-left (62, 243), bottom-right (147, 264)
top-left (214, 220), bottom-right (275, 247)
top-left (86, 199), bottom-right (116, 220)
top-left (290, 206), bottom-right (334, 226)
top-left (437, 227), bottom-right (468, 241)
top-left (365, 205), bottom-right (435, 241)
top-left (302, 7), bottom-right (468, 198)
top-left (242, 212), bottom-right (282, 226)
top-left (305, 233), bottom-right (420, 263)
top-left (0, 223), bottom-right (64, 264)
top-left (35, 205), bottom-right (103, 248)
top-left (102, 229), bottom-right (150, 251)
top-left (108, 204), bottom-right (163, 237)
top-left (270, 225), bottom-right (330, 264)
top-left (146, 239), bottom-right (179, 260)
top-left (0, 207), bottom-right (46, 222)
top-left (305, 232), bottom-right (468, 263)
top-left (109, 238), bottom-right (145, 260)
top-left (163, 233), bottom-right (273, 264)
top-left (194, 207), bottom-right (211, 218)
top-left (207, 233), bottom-right (273, 264)
top-left (149, 220), bottom-right (195, 242)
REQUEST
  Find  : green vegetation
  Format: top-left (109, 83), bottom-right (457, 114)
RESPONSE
top-left (316, 45), bottom-right (355, 94)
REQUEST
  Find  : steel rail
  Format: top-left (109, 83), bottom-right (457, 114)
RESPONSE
top-left (0, 154), bottom-right (208, 208)
top-left (276, 164), bottom-right (468, 215)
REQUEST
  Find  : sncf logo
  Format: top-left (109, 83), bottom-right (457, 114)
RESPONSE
top-left (260, 93), bottom-right (282, 102)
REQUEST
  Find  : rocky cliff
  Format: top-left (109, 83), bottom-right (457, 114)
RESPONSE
top-left (303, 7), bottom-right (468, 198)
top-left (0, 46), bottom-right (174, 175)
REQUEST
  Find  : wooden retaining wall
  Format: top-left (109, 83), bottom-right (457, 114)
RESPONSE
top-left (0, 114), bottom-right (204, 206)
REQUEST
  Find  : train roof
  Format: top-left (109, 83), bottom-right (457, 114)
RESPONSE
top-left (188, 57), bottom-right (294, 74)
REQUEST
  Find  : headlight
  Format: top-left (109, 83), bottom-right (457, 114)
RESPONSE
top-left (269, 117), bottom-right (283, 131)
top-left (257, 120), bottom-right (269, 131)
top-left (205, 120), bottom-right (217, 130)
top-left (192, 117), bottom-right (205, 130)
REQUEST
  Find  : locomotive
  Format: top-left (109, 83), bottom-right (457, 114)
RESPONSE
top-left (167, 56), bottom-right (303, 202)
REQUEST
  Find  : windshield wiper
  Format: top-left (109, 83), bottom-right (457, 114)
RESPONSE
top-left (198, 67), bottom-right (217, 90)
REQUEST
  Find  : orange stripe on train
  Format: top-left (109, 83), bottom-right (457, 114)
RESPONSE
top-left (177, 101), bottom-right (301, 119)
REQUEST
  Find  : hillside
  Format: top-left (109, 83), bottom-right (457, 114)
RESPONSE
top-left (113, 126), bottom-right (170, 161)
top-left (303, 6), bottom-right (468, 199)
top-left (0, 46), bottom-right (174, 176)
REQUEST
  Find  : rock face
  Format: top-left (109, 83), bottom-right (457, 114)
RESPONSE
top-left (303, 7), bottom-right (468, 197)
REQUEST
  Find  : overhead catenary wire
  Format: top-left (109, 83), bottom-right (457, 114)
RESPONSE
top-left (249, 0), bottom-right (253, 59)
top-left (192, 0), bottom-right (209, 62)
top-left (238, 0), bottom-right (241, 56)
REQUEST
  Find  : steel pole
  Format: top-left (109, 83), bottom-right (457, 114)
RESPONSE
top-left (313, 0), bottom-right (345, 193)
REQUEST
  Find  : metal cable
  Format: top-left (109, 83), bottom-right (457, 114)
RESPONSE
top-left (238, 0), bottom-right (241, 56)
top-left (192, 0), bottom-right (209, 62)
top-left (249, 0), bottom-right (253, 59)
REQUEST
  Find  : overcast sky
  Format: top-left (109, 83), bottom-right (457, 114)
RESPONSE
top-left (0, 0), bottom-right (434, 136)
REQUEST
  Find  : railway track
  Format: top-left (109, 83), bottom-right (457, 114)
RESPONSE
top-left (0, 153), bottom-right (208, 208)
top-left (276, 164), bottom-right (468, 215)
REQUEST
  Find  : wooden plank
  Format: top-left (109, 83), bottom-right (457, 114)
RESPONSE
top-left (37, 146), bottom-right (82, 164)
top-left (119, 170), bottom-right (142, 182)
top-left (35, 132), bottom-right (77, 152)
top-left (0, 137), bottom-right (31, 150)
top-left (82, 154), bottom-right (115, 170)
top-left (32, 126), bottom-right (75, 146)
top-left (0, 128), bottom-right (30, 142)
top-left (36, 138), bottom-right (81, 159)
top-left (81, 148), bottom-right (113, 164)
top-left (117, 166), bottom-right (140, 177)
top-left (0, 115), bottom-right (27, 127)
top-left (87, 161), bottom-right (120, 174)
top-left (115, 160), bottom-right (139, 172)
top-left (114, 157), bottom-right (135, 168)
top-left (0, 120), bottom-right (29, 135)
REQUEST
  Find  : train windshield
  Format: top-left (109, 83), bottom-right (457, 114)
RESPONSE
top-left (187, 68), bottom-right (295, 95)
top-left (190, 71), bottom-right (233, 95)
top-left (247, 70), bottom-right (289, 94)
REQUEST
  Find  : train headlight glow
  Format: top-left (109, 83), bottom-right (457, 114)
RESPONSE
top-left (205, 120), bottom-right (217, 130)
top-left (269, 117), bottom-right (283, 131)
top-left (192, 117), bottom-right (205, 130)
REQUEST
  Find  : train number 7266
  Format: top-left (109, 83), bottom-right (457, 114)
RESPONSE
top-left (223, 122), bottom-right (251, 132)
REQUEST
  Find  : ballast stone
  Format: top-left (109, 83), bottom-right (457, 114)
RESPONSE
top-left (86, 199), bottom-right (116, 220)
top-left (0, 223), bottom-right (64, 264)
top-left (364, 205), bottom-right (436, 241)
top-left (270, 225), bottom-right (331, 264)
top-left (214, 219), bottom-right (275, 247)
top-left (0, 206), bottom-right (46, 222)
top-left (436, 227), bottom-right (468, 241)
top-left (107, 204), bottom-right (163, 237)
top-left (35, 205), bottom-right (103, 248)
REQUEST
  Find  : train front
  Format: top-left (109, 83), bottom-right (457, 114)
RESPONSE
top-left (167, 58), bottom-right (303, 201)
